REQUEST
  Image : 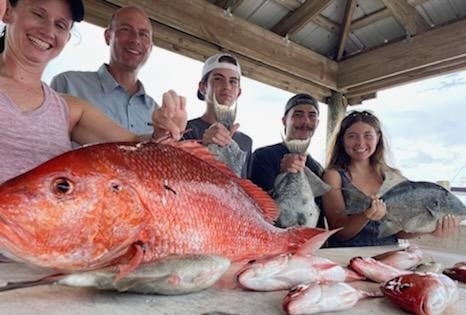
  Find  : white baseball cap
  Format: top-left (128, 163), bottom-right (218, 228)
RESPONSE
top-left (197, 53), bottom-right (242, 100)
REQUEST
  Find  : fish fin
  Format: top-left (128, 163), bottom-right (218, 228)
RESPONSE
top-left (115, 242), bottom-right (145, 282)
top-left (0, 273), bottom-right (65, 292)
top-left (378, 221), bottom-right (400, 239)
top-left (304, 168), bottom-right (331, 197)
top-left (293, 228), bottom-right (342, 256)
top-left (171, 140), bottom-right (280, 223)
top-left (214, 260), bottom-right (249, 290)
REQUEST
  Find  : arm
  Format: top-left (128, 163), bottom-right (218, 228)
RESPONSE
top-left (322, 169), bottom-right (382, 241)
top-left (66, 94), bottom-right (145, 144)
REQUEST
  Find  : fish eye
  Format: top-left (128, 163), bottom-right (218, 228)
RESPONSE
top-left (431, 200), bottom-right (439, 208)
top-left (52, 177), bottom-right (73, 195)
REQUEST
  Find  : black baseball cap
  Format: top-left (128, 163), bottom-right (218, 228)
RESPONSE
top-left (69, 0), bottom-right (85, 22)
top-left (284, 93), bottom-right (319, 116)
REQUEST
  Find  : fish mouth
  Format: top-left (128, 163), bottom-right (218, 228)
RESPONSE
top-left (0, 214), bottom-right (35, 263)
top-left (209, 91), bottom-right (237, 130)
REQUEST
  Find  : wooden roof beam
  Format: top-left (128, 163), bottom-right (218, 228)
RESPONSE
top-left (336, 0), bottom-right (357, 61)
top-left (102, 0), bottom-right (337, 90)
top-left (338, 18), bottom-right (466, 90)
top-left (271, 0), bottom-right (302, 11)
top-left (83, 0), bottom-right (333, 100)
top-left (271, 0), bottom-right (333, 37)
top-left (352, 0), bottom-right (429, 31)
top-left (381, 0), bottom-right (430, 36)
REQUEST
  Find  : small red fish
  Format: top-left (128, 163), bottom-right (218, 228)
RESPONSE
top-left (443, 261), bottom-right (466, 283)
top-left (283, 282), bottom-right (377, 315)
top-left (237, 252), bottom-right (364, 291)
top-left (372, 245), bottom-right (423, 270)
top-left (382, 273), bottom-right (458, 315)
top-left (349, 256), bottom-right (411, 283)
top-left (0, 141), bottom-right (328, 276)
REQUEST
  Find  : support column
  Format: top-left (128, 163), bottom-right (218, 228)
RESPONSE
top-left (326, 91), bottom-right (347, 144)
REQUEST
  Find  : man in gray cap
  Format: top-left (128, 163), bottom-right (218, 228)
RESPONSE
top-left (184, 53), bottom-right (252, 178)
top-left (251, 93), bottom-right (328, 228)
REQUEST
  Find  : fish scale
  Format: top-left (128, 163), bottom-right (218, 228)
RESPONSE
top-left (0, 141), bottom-right (328, 274)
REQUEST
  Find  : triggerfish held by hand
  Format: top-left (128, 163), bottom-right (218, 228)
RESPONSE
top-left (0, 141), bottom-right (330, 278)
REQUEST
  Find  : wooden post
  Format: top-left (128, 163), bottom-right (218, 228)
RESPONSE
top-left (326, 91), bottom-right (347, 144)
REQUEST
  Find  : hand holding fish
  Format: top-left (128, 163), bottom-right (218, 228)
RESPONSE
top-left (431, 215), bottom-right (460, 238)
top-left (363, 197), bottom-right (386, 221)
top-left (280, 153), bottom-right (306, 173)
top-left (152, 90), bottom-right (187, 141)
top-left (202, 122), bottom-right (239, 147)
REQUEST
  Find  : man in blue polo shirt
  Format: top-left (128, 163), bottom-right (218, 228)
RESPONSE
top-left (51, 6), bottom-right (155, 135)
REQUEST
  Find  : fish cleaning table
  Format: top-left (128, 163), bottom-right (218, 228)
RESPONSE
top-left (0, 245), bottom-right (465, 315)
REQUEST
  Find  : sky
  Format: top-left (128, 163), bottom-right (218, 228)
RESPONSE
top-left (43, 21), bottom-right (466, 194)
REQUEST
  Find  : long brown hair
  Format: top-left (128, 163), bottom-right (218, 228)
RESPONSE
top-left (326, 110), bottom-right (399, 179)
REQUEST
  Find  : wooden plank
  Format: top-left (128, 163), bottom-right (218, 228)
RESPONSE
top-left (381, 0), bottom-right (430, 35)
top-left (271, 0), bottom-right (301, 11)
top-left (101, 0), bottom-right (338, 90)
top-left (344, 56), bottom-right (466, 98)
top-left (338, 18), bottom-right (466, 89)
top-left (210, 0), bottom-right (244, 11)
top-left (336, 0), bottom-right (357, 61)
top-left (352, 0), bottom-right (429, 31)
top-left (83, 0), bottom-right (332, 101)
top-left (271, 0), bottom-right (333, 36)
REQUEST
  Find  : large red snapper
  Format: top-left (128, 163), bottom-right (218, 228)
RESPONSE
top-left (0, 141), bottom-right (327, 274)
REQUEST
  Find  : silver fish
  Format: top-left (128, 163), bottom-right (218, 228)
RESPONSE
top-left (273, 138), bottom-right (329, 228)
top-left (344, 181), bottom-right (466, 238)
top-left (207, 92), bottom-right (246, 177)
top-left (283, 282), bottom-right (378, 315)
top-left (0, 255), bottom-right (230, 295)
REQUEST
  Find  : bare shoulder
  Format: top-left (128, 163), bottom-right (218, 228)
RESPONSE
top-left (322, 168), bottom-right (341, 183)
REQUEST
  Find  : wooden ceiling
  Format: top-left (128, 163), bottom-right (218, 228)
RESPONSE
top-left (83, 0), bottom-right (466, 105)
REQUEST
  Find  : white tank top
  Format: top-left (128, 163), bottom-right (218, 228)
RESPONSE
top-left (0, 83), bottom-right (72, 183)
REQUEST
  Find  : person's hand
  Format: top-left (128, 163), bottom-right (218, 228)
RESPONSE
top-left (279, 153), bottom-right (306, 173)
top-left (363, 197), bottom-right (386, 221)
top-left (152, 90), bottom-right (187, 141)
top-left (431, 215), bottom-right (460, 238)
top-left (201, 122), bottom-right (239, 147)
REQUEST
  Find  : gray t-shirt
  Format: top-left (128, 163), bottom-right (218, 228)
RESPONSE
top-left (184, 117), bottom-right (253, 179)
top-left (51, 64), bottom-right (157, 135)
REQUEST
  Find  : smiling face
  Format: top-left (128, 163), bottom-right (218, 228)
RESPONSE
top-left (283, 104), bottom-right (319, 141)
top-left (343, 121), bottom-right (380, 162)
top-left (105, 7), bottom-right (153, 73)
top-left (201, 68), bottom-right (241, 107)
top-left (3, 0), bottom-right (72, 65)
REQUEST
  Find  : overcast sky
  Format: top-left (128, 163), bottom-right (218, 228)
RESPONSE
top-left (43, 22), bottom-right (466, 191)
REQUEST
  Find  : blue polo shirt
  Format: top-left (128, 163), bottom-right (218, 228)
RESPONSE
top-left (50, 64), bottom-right (157, 134)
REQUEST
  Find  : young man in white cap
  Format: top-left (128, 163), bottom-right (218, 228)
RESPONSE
top-left (184, 53), bottom-right (252, 178)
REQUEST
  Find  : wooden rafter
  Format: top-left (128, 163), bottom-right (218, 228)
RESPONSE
top-left (338, 18), bottom-right (466, 90)
top-left (83, 0), bottom-right (336, 101)
top-left (381, 0), bottom-right (430, 36)
top-left (336, 0), bottom-right (357, 61)
top-left (271, 0), bottom-right (302, 11)
top-left (100, 0), bottom-right (337, 90)
top-left (211, 0), bottom-right (244, 11)
top-left (272, 0), bottom-right (333, 37)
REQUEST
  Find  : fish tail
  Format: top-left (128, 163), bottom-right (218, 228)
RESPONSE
top-left (0, 273), bottom-right (64, 292)
top-left (288, 228), bottom-right (341, 255)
